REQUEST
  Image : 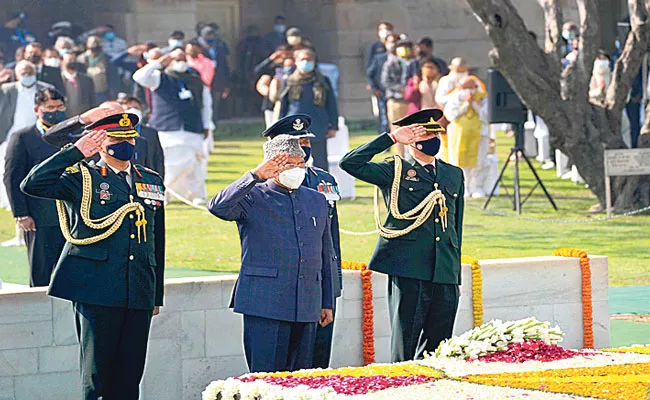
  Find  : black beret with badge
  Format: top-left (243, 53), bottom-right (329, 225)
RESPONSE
top-left (262, 114), bottom-right (316, 139)
top-left (85, 113), bottom-right (140, 138)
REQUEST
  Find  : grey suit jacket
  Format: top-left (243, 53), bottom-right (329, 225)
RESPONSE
top-left (0, 81), bottom-right (54, 143)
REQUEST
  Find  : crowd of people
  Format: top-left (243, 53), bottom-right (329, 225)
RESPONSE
top-left (365, 22), bottom-right (497, 197)
top-left (0, 13), bottom-right (341, 228)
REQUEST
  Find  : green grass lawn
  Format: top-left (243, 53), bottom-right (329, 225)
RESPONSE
top-left (1, 130), bottom-right (649, 287)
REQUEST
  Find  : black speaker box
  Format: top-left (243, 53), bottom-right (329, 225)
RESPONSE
top-left (487, 69), bottom-right (526, 124)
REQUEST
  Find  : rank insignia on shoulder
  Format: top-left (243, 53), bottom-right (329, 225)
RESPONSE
top-left (384, 156), bottom-right (395, 162)
top-left (65, 166), bottom-right (79, 173)
top-left (100, 166), bottom-right (108, 177)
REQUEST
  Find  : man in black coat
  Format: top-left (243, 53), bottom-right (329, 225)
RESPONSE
top-left (4, 87), bottom-right (68, 286)
top-left (119, 96), bottom-right (165, 177)
top-left (23, 42), bottom-right (65, 94)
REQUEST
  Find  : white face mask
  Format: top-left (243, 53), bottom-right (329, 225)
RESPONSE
top-left (44, 58), bottom-right (61, 68)
top-left (450, 71), bottom-right (468, 81)
top-left (287, 36), bottom-right (301, 46)
top-left (125, 107), bottom-right (143, 124)
top-left (168, 39), bottom-right (184, 49)
top-left (278, 167), bottom-right (305, 189)
top-left (171, 60), bottom-right (188, 73)
top-left (378, 29), bottom-right (390, 40)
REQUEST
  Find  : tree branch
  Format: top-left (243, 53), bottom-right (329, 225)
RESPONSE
top-left (606, 0), bottom-right (650, 115)
top-left (464, 0), bottom-right (567, 129)
top-left (539, 0), bottom-right (564, 61)
top-left (574, 0), bottom-right (601, 105)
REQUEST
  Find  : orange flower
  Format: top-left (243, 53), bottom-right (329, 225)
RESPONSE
top-left (554, 248), bottom-right (594, 348)
top-left (342, 261), bottom-right (376, 365)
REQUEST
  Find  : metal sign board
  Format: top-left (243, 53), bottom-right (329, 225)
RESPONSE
top-left (604, 148), bottom-right (650, 177)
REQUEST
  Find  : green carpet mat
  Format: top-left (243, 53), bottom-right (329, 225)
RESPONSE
top-left (609, 319), bottom-right (650, 347)
top-left (609, 286), bottom-right (650, 314)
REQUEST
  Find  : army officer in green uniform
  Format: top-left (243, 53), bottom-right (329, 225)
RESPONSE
top-left (340, 109), bottom-right (463, 362)
top-left (21, 113), bottom-right (165, 400)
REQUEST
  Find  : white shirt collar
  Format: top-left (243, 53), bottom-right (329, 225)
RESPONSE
top-left (17, 82), bottom-right (36, 92)
top-left (414, 156), bottom-right (436, 169)
top-left (62, 70), bottom-right (77, 80)
top-left (106, 163), bottom-right (132, 176)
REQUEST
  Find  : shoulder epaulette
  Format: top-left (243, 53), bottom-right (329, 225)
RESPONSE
top-left (134, 164), bottom-right (161, 177)
top-left (384, 156), bottom-right (395, 162)
top-left (65, 166), bottom-right (79, 174)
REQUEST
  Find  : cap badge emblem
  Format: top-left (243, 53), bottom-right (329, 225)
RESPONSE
top-left (119, 113), bottom-right (131, 127)
top-left (293, 119), bottom-right (304, 131)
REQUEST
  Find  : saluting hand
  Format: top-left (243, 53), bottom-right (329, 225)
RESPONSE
top-left (393, 124), bottom-right (431, 145)
top-left (252, 153), bottom-right (292, 180)
top-left (75, 129), bottom-right (107, 158)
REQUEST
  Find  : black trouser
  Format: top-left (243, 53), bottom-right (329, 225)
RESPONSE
top-left (24, 226), bottom-right (66, 287)
top-left (387, 275), bottom-right (459, 362)
top-left (311, 140), bottom-right (329, 171)
top-left (243, 314), bottom-right (317, 373)
top-left (626, 101), bottom-right (641, 148)
top-left (312, 307), bottom-right (336, 368)
top-left (73, 303), bottom-right (153, 400)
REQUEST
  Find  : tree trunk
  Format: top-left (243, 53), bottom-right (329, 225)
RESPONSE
top-left (465, 0), bottom-right (650, 210)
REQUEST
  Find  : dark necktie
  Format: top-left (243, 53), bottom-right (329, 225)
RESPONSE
top-left (424, 164), bottom-right (436, 177)
top-left (118, 171), bottom-right (130, 191)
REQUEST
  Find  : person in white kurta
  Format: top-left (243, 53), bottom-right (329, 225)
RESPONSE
top-left (133, 49), bottom-right (213, 205)
top-left (444, 76), bottom-right (488, 196)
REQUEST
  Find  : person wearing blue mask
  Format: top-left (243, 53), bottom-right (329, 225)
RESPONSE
top-left (78, 35), bottom-right (122, 103)
top-left (0, 12), bottom-right (36, 63)
top-left (279, 48), bottom-right (338, 171)
top-left (263, 15), bottom-right (288, 54)
top-left (78, 24), bottom-right (127, 58)
top-left (21, 113), bottom-right (166, 400)
top-left (197, 25), bottom-right (231, 128)
top-left (340, 108), bottom-right (464, 363)
top-left (4, 87), bottom-right (67, 287)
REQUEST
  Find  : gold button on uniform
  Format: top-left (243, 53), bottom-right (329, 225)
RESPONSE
top-left (129, 214), bottom-right (134, 219)
top-left (100, 200), bottom-right (105, 205)
top-left (453, 193), bottom-right (458, 198)
top-left (408, 187), bottom-right (413, 192)
top-left (130, 234), bottom-right (135, 239)
top-left (129, 255), bottom-right (134, 260)
top-left (435, 237), bottom-right (441, 242)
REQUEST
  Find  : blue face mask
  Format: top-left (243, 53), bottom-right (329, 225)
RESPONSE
top-left (106, 141), bottom-right (135, 161)
top-left (205, 37), bottom-right (216, 45)
top-left (42, 111), bottom-right (66, 126)
top-left (301, 146), bottom-right (311, 162)
top-left (414, 137), bottom-right (441, 157)
top-left (283, 66), bottom-right (295, 74)
top-left (104, 32), bottom-right (116, 41)
top-left (296, 60), bottom-right (315, 73)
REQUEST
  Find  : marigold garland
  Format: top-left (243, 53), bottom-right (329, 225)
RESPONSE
top-left (602, 345), bottom-right (650, 355)
top-left (342, 261), bottom-right (376, 365)
top-left (553, 248), bottom-right (594, 349)
top-left (462, 362), bottom-right (650, 399)
top-left (461, 255), bottom-right (483, 327)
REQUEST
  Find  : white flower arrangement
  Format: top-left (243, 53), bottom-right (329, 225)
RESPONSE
top-left (433, 317), bottom-right (564, 360)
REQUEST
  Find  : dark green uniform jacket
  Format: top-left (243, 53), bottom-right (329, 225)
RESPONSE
top-left (339, 134), bottom-right (464, 284)
top-left (21, 145), bottom-right (165, 310)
